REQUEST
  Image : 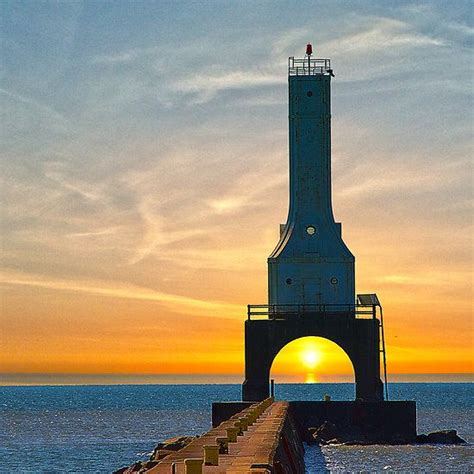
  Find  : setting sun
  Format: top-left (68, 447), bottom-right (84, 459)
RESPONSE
top-left (300, 347), bottom-right (321, 370)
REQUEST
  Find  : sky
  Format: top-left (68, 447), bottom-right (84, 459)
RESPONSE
top-left (1, 0), bottom-right (473, 383)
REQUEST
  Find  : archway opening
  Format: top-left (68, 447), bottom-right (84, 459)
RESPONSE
top-left (270, 336), bottom-right (355, 400)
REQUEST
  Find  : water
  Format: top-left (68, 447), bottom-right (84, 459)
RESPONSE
top-left (1, 383), bottom-right (472, 472)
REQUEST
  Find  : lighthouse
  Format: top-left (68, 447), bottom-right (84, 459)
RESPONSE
top-left (268, 46), bottom-right (354, 308)
top-left (242, 45), bottom-right (386, 403)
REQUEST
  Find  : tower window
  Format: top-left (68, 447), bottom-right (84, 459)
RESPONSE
top-left (307, 91), bottom-right (313, 97)
top-left (286, 278), bottom-right (293, 285)
top-left (330, 277), bottom-right (338, 285)
top-left (306, 225), bottom-right (316, 235)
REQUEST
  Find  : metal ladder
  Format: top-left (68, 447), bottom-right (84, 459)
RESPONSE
top-left (378, 304), bottom-right (389, 400)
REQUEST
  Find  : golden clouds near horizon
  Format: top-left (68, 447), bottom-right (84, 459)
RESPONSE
top-left (1, 274), bottom-right (472, 378)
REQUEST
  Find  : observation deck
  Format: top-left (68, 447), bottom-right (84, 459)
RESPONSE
top-left (288, 56), bottom-right (332, 76)
top-left (247, 303), bottom-right (380, 320)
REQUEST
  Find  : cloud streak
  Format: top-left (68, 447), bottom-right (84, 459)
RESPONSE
top-left (0, 271), bottom-right (242, 319)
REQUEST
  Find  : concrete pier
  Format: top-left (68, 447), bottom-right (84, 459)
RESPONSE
top-left (121, 398), bottom-right (417, 473)
top-left (145, 399), bottom-right (304, 473)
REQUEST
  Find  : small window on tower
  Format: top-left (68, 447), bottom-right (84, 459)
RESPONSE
top-left (286, 278), bottom-right (293, 285)
top-left (306, 225), bottom-right (316, 235)
top-left (307, 91), bottom-right (313, 97)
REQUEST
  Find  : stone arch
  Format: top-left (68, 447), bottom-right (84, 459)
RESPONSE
top-left (242, 317), bottom-right (384, 402)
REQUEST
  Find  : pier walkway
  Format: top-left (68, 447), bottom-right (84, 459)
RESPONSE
top-left (147, 398), bottom-right (301, 473)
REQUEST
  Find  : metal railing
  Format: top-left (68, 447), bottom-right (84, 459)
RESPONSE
top-left (288, 57), bottom-right (331, 76)
top-left (247, 303), bottom-right (378, 320)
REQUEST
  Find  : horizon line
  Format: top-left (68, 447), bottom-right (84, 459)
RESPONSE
top-left (1, 372), bottom-right (472, 386)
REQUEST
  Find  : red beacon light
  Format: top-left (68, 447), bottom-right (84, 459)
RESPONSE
top-left (306, 43), bottom-right (313, 56)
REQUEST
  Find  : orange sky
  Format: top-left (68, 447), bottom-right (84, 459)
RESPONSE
top-left (1, 232), bottom-right (472, 380)
top-left (1, 2), bottom-right (473, 383)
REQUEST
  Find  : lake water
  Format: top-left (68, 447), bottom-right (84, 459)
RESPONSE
top-left (1, 383), bottom-right (472, 472)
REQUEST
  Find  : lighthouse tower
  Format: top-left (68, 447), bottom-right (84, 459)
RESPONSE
top-left (242, 46), bottom-right (385, 402)
top-left (268, 47), bottom-right (354, 308)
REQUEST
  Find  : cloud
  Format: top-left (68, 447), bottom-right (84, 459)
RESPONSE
top-left (206, 171), bottom-right (285, 215)
top-left (0, 88), bottom-right (70, 136)
top-left (66, 227), bottom-right (120, 238)
top-left (377, 272), bottom-right (468, 287)
top-left (334, 143), bottom-right (471, 203)
top-left (323, 16), bottom-right (445, 55)
top-left (315, 15), bottom-right (453, 84)
top-left (272, 28), bottom-right (312, 56)
top-left (171, 68), bottom-right (283, 104)
top-left (0, 270), bottom-right (242, 319)
top-left (91, 46), bottom-right (161, 65)
top-left (0, 88), bottom-right (67, 123)
top-left (125, 168), bottom-right (284, 266)
top-left (43, 161), bottom-right (105, 202)
top-left (128, 197), bottom-right (209, 265)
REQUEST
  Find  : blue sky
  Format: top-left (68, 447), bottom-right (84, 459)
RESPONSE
top-left (1, 1), bottom-right (472, 376)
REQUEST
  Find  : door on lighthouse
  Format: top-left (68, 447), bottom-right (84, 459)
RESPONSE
top-left (302, 278), bottom-right (321, 306)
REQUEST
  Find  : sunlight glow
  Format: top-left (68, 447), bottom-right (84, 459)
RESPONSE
top-left (300, 346), bottom-right (321, 369)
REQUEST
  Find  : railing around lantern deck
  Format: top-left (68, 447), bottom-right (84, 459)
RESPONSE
top-left (288, 57), bottom-right (331, 76)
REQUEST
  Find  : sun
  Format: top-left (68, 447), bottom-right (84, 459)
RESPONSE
top-left (300, 346), bottom-right (321, 370)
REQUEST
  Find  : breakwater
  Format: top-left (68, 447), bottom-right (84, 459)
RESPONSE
top-left (116, 394), bottom-right (466, 473)
top-left (116, 398), bottom-right (305, 473)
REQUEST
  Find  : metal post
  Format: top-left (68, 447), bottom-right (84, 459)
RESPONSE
top-left (270, 378), bottom-right (275, 398)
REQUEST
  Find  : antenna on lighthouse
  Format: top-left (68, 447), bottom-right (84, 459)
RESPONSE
top-left (306, 43), bottom-right (313, 74)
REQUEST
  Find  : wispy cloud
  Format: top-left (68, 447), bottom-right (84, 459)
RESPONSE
top-left (0, 88), bottom-right (68, 124)
top-left (323, 17), bottom-right (445, 55)
top-left (92, 46), bottom-right (161, 65)
top-left (377, 271), bottom-right (469, 287)
top-left (272, 28), bottom-right (312, 56)
top-left (44, 162), bottom-right (105, 202)
top-left (0, 270), bottom-right (242, 319)
top-left (128, 197), bottom-right (209, 265)
top-left (206, 171), bottom-right (285, 214)
top-left (335, 151), bottom-right (470, 201)
top-left (172, 69), bottom-right (283, 103)
top-left (66, 227), bottom-right (121, 238)
top-left (0, 88), bottom-right (70, 136)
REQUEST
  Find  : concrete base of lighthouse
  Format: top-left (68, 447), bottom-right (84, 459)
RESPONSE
top-left (242, 313), bottom-right (384, 402)
top-left (212, 400), bottom-right (417, 444)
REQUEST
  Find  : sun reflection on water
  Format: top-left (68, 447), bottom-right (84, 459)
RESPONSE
top-left (305, 373), bottom-right (318, 383)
